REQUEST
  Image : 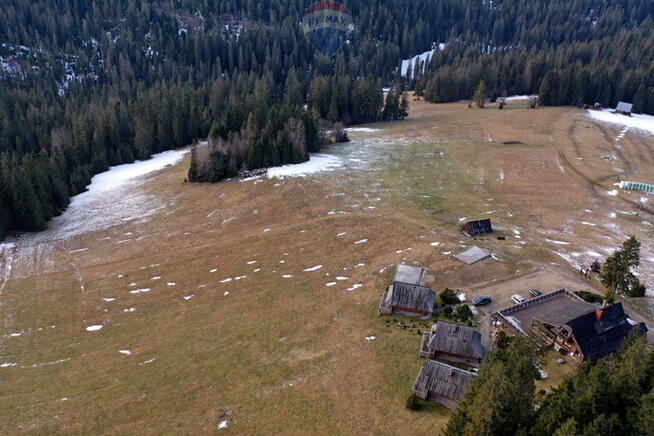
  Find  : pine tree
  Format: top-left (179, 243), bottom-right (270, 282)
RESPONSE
top-left (399, 92), bottom-right (409, 119)
top-left (474, 80), bottom-right (487, 108)
top-left (601, 236), bottom-right (644, 298)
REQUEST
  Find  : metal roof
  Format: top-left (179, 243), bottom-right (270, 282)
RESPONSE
top-left (495, 289), bottom-right (598, 335)
top-left (454, 246), bottom-right (492, 265)
top-left (462, 219), bottom-right (493, 237)
top-left (616, 101), bottom-right (633, 113)
top-left (393, 263), bottom-right (426, 286)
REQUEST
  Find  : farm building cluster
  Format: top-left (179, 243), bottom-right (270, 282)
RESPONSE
top-left (411, 322), bottom-right (486, 408)
top-left (379, 264), bottom-right (486, 409)
top-left (378, 264), bottom-right (648, 410)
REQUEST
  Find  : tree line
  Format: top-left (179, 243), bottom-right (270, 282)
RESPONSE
top-left (1, 0), bottom-right (653, 238)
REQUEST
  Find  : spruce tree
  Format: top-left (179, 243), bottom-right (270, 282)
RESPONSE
top-left (473, 80), bottom-right (486, 108)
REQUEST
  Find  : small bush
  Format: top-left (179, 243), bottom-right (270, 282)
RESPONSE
top-left (626, 280), bottom-right (646, 298)
top-left (574, 290), bottom-right (603, 303)
top-left (440, 288), bottom-right (459, 305)
top-left (406, 393), bottom-right (422, 411)
top-left (455, 305), bottom-right (472, 323)
top-left (444, 306), bottom-right (453, 318)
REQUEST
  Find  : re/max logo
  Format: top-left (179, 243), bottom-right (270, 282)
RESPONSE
top-left (307, 15), bottom-right (349, 27)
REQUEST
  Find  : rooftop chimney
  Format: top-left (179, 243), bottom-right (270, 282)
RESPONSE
top-left (596, 309), bottom-right (603, 321)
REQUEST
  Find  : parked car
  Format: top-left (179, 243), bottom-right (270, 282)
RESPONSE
top-left (473, 296), bottom-right (492, 306)
top-left (511, 294), bottom-right (526, 304)
top-left (529, 289), bottom-right (543, 297)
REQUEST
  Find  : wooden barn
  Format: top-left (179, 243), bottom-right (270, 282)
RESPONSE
top-left (379, 264), bottom-right (435, 317)
top-left (615, 101), bottom-right (633, 116)
top-left (419, 321), bottom-right (486, 367)
top-left (462, 219), bottom-right (492, 237)
top-left (492, 289), bottom-right (647, 361)
top-left (411, 360), bottom-right (476, 409)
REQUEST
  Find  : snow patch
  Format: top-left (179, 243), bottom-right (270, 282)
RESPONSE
top-left (267, 154), bottom-right (343, 179)
top-left (587, 109), bottom-right (654, 136)
top-left (86, 325), bottom-right (103, 332)
top-left (545, 239), bottom-right (570, 245)
top-left (345, 127), bottom-right (381, 133)
top-left (504, 95), bottom-right (537, 101)
top-left (400, 43), bottom-right (446, 77)
top-left (303, 265), bottom-right (323, 272)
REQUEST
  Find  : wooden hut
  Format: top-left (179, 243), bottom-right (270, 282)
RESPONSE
top-left (462, 219), bottom-right (492, 237)
top-left (419, 321), bottom-right (485, 367)
top-left (411, 360), bottom-right (476, 409)
top-left (379, 264), bottom-right (435, 317)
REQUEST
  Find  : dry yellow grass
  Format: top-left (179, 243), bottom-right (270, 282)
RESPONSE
top-left (1, 98), bottom-right (652, 433)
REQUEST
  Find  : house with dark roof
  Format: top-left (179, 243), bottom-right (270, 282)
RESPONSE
top-left (419, 321), bottom-right (486, 366)
top-left (411, 360), bottom-right (476, 409)
top-left (379, 264), bottom-right (435, 317)
top-left (559, 303), bottom-right (647, 361)
top-left (492, 289), bottom-right (647, 361)
top-left (462, 219), bottom-right (492, 237)
top-left (615, 101), bottom-right (633, 116)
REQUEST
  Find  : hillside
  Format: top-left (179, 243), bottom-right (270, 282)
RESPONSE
top-left (1, 0), bottom-right (654, 238)
top-left (1, 98), bottom-right (652, 432)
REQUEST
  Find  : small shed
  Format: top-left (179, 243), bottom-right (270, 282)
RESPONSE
top-left (454, 246), bottom-right (492, 265)
top-left (411, 360), bottom-right (476, 409)
top-left (615, 101), bottom-right (633, 116)
top-left (393, 263), bottom-right (427, 286)
top-left (419, 321), bottom-right (486, 366)
top-left (462, 219), bottom-right (493, 237)
top-left (379, 264), bottom-right (435, 317)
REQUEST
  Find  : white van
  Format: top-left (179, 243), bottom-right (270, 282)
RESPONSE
top-left (511, 294), bottom-right (526, 305)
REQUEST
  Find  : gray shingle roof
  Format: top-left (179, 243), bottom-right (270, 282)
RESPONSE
top-left (384, 282), bottom-right (435, 313)
top-left (415, 360), bottom-right (475, 401)
top-left (428, 321), bottom-right (486, 359)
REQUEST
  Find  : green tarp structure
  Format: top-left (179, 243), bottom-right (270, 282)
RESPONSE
top-left (622, 182), bottom-right (654, 194)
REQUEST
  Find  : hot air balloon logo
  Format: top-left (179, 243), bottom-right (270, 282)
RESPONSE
top-left (302, 1), bottom-right (353, 57)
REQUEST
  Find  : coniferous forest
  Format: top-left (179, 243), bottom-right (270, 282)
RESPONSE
top-left (1, 0), bottom-right (654, 239)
